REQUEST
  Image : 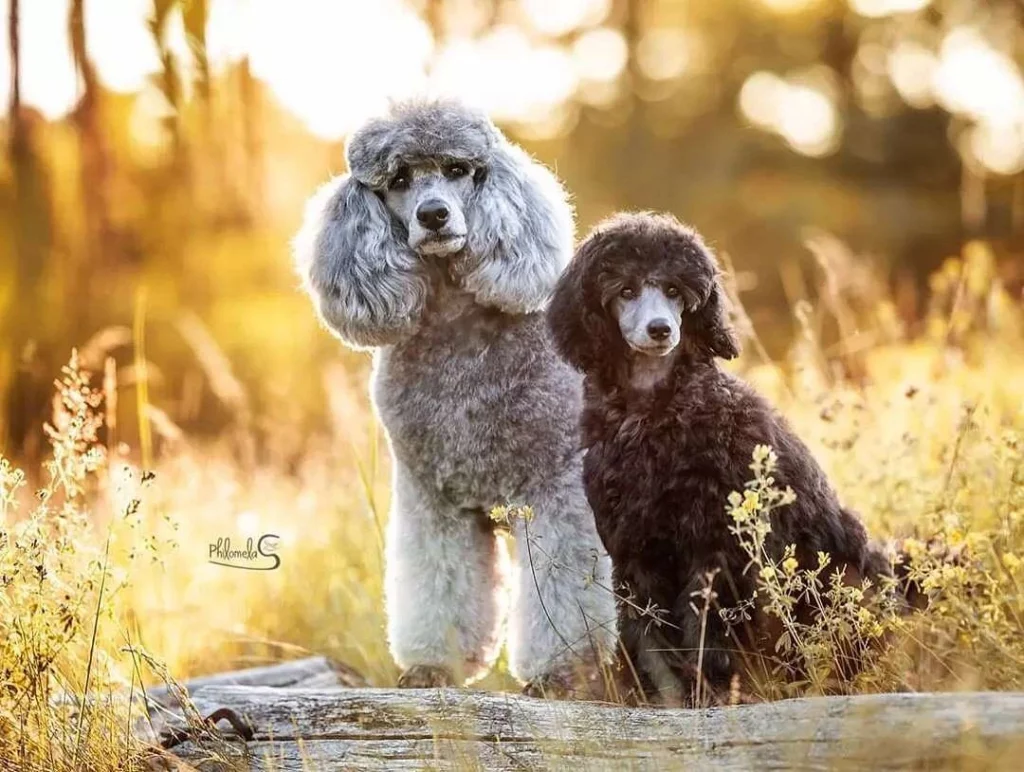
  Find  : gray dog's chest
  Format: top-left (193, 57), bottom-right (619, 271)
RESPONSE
top-left (372, 297), bottom-right (579, 509)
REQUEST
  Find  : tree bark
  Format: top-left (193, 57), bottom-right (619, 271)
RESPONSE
top-left (156, 684), bottom-right (1024, 771)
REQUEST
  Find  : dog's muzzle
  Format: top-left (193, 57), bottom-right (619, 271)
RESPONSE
top-left (416, 233), bottom-right (466, 256)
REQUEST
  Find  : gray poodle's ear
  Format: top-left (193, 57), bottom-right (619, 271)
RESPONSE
top-left (689, 281), bottom-right (740, 360)
top-left (460, 142), bottom-right (575, 313)
top-left (293, 174), bottom-right (428, 349)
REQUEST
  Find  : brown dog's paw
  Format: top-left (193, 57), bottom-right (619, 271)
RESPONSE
top-left (397, 664), bottom-right (456, 689)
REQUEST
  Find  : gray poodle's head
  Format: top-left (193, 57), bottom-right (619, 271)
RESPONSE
top-left (346, 102), bottom-right (499, 257)
top-left (294, 100), bottom-right (576, 344)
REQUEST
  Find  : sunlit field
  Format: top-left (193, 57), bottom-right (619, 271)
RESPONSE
top-left (3, 244), bottom-right (1023, 768)
top-left (2, 0), bottom-right (1024, 769)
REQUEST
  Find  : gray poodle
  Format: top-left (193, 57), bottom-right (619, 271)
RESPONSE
top-left (293, 100), bottom-right (616, 695)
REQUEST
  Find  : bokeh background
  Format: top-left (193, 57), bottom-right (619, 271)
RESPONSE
top-left (2, 0), bottom-right (1022, 460)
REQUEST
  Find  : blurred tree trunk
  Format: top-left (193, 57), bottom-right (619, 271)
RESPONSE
top-left (183, 0), bottom-right (227, 220)
top-left (619, 0), bottom-right (651, 208)
top-left (142, 0), bottom-right (193, 300)
top-left (69, 0), bottom-right (116, 307)
top-left (183, 0), bottom-right (210, 106)
top-left (8, 0), bottom-right (18, 123)
top-left (3, 0), bottom-right (55, 455)
top-left (423, 0), bottom-right (444, 41)
top-left (149, 0), bottom-right (186, 165)
top-left (238, 57), bottom-right (263, 223)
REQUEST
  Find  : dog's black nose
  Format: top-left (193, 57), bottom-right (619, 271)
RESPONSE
top-left (647, 320), bottom-right (672, 341)
top-left (416, 200), bottom-right (450, 231)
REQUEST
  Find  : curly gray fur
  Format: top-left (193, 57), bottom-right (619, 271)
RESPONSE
top-left (294, 176), bottom-right (428, 348)
top-left (293, 100), bottom-right (616, 693)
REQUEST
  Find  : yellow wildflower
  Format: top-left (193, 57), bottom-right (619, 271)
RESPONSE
top-left (965, 532), bottom-right (987, 552)
top-left (730, 506), bottom-right (750, 523)
top-left (902, 538), bottom-right (925, 560)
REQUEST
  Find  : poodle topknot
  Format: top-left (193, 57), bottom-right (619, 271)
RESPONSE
top-left (344, 102), bottom-right (500, 188)
top-left (547, 211), bottom-right (894, 705)
top-left (293, 100), bottom-right (616, 696)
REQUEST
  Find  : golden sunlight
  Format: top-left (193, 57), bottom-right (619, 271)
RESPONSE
top-left (777, 83), bottom-right (839, 157)
top-left (0, 0), bottom-right (192, 118)
top-left (88, 0), bottom-right (190, 94)
top-left (572, 27), bottom-right (628, 84)
top-left (1, 0), bottom-right (607, 138)
top-left (739, 71), bottom-right (788, 129)
top-left (636, 28), bottom-right (700, 81)
top-left (933, 28), bottom-right (1024, 126)
top-left (967, 121), bottom-right (1024, 176)
top-left (216, 0), bottom-right (433, 139)
top-left (850, 0), bottom-right (931, 17)
top-left (1, 0), bottom-right (77, 119)
top-left (519, 0), bottom-right (610, 37)
top-left (887, 40), bottom-right (937, 109)
top-left (932, 27), bottom-right (1024, 174)
top-left (758, 0), bottom-right (826, 13)
top-left (431, 25), bottom-right (576, 125)
top-left (739, 70), bottom-right (840, 157)
top-left (0, 0), bottom-right (435, 138)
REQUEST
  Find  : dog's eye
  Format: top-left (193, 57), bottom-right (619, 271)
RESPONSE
top-left (619, 287), bottom-right (636, 300)
top-left (389, 167), bottom-right (411, 191)
top-left (664, 285), bottom-right (680, 299)
top-left (444, 162), bottom-right (470, 179)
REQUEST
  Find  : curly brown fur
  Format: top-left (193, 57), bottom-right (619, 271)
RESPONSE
top-left (547, 212), bottom-right (894, 705)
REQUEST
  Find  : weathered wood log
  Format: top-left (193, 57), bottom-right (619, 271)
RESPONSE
top-left (160, 687), bottom-right (1024, 771)
top-left (138, 656), bottom-right (367, 754)
top-left (144, 656), bottom-right (366, 710)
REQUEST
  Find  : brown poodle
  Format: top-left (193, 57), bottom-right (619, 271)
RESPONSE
top-left (547, 211), bottom-right (894, 705)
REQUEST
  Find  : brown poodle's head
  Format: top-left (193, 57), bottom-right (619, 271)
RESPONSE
top-left (547, 212), bottom-right (739, 380)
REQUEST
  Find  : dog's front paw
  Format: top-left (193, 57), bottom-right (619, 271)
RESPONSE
top-left (397, 664), bottom-right (456, 689)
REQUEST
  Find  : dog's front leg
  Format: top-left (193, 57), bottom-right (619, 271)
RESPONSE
top-left (677, 569), bottom-right (738, 706)
top-left (507, 468), bottom-right (618, 698)
top-left (385, 468), bottom-right (508, 687)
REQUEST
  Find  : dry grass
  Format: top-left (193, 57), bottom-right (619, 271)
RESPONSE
top-left (1, 239), bottom-right (1022, 769)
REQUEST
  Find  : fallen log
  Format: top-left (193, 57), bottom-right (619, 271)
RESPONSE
top-left (144, 655), bottom-right (367, 710)
top-left (157, 687), bottom-right (1024, 771)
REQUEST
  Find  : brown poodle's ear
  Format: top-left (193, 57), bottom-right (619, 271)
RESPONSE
top-left (547, 246), bottom-right (620, 373)
top-left (690, 282), bottom-right (740, 360)
top-left (547, 253), bottom-right (591, 371)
